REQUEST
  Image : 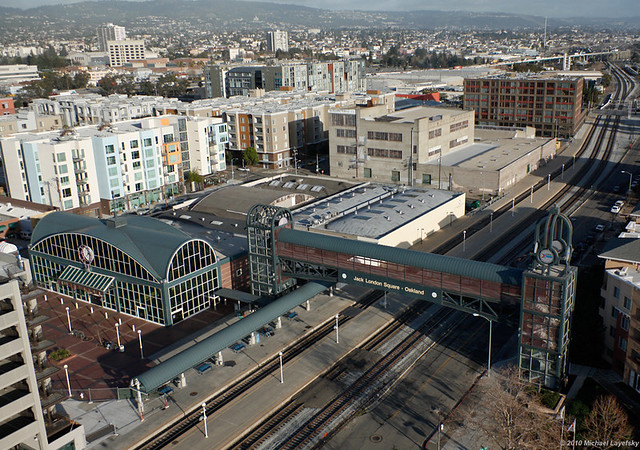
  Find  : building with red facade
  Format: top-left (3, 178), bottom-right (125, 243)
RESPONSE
top-left (463, 73), bottom-right (586, 137)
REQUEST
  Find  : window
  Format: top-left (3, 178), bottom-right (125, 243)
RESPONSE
top-left (624, 296), bottom-right (631, 310)
top-left (336, 145), bottom-right (356, 154)
top-left (612, 306), bottom-right (618, 319)
top-left (63, 200), bottom-right (73, 209)
top-left (107, 156), bottom-right (116, 165)
top-left (133, 161), bottom-right (141, 169)
top-left (429, 128), bottom-right (442, 139)
top-left (135, 182), bottom-right (143, 191)
top-left (108, 167), bottom-right (118, 176)
top-left (364, 168), bottom-right (372, 178)
top-left (422, 174), bottom-right (432, 184)
top-left (143, 138), bottom-right (152, 147)
top-left (62, 188), bottom-right (72, 198)
top-left (130, 140), bottom-right (139, 148)
top-left (132, 151), bottom-right (140, 160)
top-left (391, 171), bottom-right (400, 182)
top-left (614, 286), bottom-right (620, 299)
top-left (56, 153), bottom-right (66, 162)
top-left (336, 128), bottom-right (357, 138)
top-left (610, 325), bottom-right (616, 337)
top-left (58, 165), bottom-right (68, 174)
top-left (619, 337), bottom-right (627, 352)
top-left (621, 315), bottom-right (630, 331)
top-left (60, 176), bottom-right (70, 185)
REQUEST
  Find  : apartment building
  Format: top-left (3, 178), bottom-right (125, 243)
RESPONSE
top-left (0, 111), bottom-right (63, 137)
top-left (0, 120), bottom-right (180, 213)
top-left (266, 30), bottom-right (289, 53)
top-left (107, 39), bottom-right (145, 67)
top-left (222, 93), bottom-right (386, 169)
top-left (598, 236), bottom-right (640, 387)
top-left (0, 65), bottom-right (39, 84)
top-left (31, 94), bottom-right (167, 127)
top-left (463, 73), bottom-right (586, 137)
top-left (203, 59), bottom-right (366, 98)
top-left (329, 98), bottom-right (474, 184)
top-left (141, 115), bottom-right (228, 175)
top-left (1, 97), bottom-right (15, 115)
top-left (97, 23), bottom-right (126, 52)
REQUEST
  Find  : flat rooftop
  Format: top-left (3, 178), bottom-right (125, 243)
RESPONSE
top-left (424, 135), bottom-right (553, 172)
top-left (293, 184), bottom-right (461, 239)
top-left (367, 105), bottom-right (467, 124)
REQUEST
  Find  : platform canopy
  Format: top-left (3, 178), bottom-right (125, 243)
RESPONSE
top-left (134, 280), bottom-right (333, 392)
top-left (57, 265), bottom-right (114, 294)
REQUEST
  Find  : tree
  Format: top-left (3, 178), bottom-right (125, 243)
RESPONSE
top-left (243, 147), bottom-right (259, 166)
top-left (454, 366), bottom-right (562, 450)
top-left (98, 75), bottom-right (119, 95)
top-left (583, 395), bottom-right (633, 448)
top-left (601, 74), bottom-right (612, 88)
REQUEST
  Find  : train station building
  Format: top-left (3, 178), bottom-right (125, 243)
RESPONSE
top-left (29, 212), bottom-right (222, 326)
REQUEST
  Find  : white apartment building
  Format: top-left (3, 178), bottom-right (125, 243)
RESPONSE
top-left (140, 115), bottom-right (228, 175)
top-left (30, 94), bottom-right (167, 127)
top-left (107, 40), bottom-right (145, 67)
top-left (0, 121), bottom-right (176, 212)
top-left (0, 116), bottom-right (227, 212)
top-left (97, 23), bottom-right (126, 51)
top-left (266, 30), bottom-right (289, 53)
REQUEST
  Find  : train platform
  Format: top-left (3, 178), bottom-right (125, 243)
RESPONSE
top-left (57, 285), bottom-right (411, 448)
top-left (415, 113), bottom-right (639, 262)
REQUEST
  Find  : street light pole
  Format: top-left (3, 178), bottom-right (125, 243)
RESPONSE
top-left (278, 351), bottom-right (284, 383)
top-left (490, 212), bottom-right (493, 233)
top-left (622, 170), bottom-right (633, 195)
top-left (462, 230), bottom-right (466, 252)
top-left (138, 330), bottom-right (144, 359)
top-left (115, 323), bottom-right (121, 349)
top-left (65, 306), bottom-right (72, 332)
top-left (335, 314), bottom-right (339, 343)
top-left (63, 364), bottom-right (71, 397)
top-left (202, 403), bottom-right (208, 438)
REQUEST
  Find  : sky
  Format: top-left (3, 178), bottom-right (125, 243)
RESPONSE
top-left (4, 0), bottom-right (640, 18)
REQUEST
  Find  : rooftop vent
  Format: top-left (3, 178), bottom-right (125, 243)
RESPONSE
top-left (105, 217), bottom-right (127, 229)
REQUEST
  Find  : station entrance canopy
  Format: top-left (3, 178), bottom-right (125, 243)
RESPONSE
top-left (57, 265), bottom-right (114, 296)
top-left (247, 204), bottom-right (576, 389)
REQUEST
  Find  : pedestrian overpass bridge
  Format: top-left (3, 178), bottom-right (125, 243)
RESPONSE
top-left (134, 205), bottom-right (576, 394)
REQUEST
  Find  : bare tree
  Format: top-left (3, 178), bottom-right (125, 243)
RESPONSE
top-left (583, 395), bottom-right (633, 448)
top-left (453, 366), bottom-right (561, 450)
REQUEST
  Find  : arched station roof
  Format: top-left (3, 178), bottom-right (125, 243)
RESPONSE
top-left (31, 212), bottom-right (211, 281)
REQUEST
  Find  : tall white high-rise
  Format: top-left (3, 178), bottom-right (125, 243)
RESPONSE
top-left (97, 23), bottom-right (126, 51)
top-left (266, 30), bottom-right (289, 53)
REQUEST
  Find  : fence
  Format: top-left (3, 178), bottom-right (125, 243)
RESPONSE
top-left (54, 386), bottom-right (132, 402)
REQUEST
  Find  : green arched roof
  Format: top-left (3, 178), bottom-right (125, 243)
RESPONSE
top-left (31, 212), bottom-right (202, 281)
top-left (277, 228), bottom-right (522, 286)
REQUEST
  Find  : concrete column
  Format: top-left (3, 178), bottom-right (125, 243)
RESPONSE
top-left (250, 331), bottom-right (256, 345)
top-left (180, 372), bottom-right (186, 388)
top-left (329, 286), bottom-right (333, 297)
top-left (276, 316), bottom-right (282, 329)
top-left (217, 351), bottom-right (223, 366)
top-left (306, 299), bottom-right (311, 311)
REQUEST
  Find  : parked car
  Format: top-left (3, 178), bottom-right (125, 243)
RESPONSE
top-left (231, 342), bottom-right (246, 353)
top-left (594, 224), bottom-right (605, 232)
top-left (611, 205), bottom-right (621, 214)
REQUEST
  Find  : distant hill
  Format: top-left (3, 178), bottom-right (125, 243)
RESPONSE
top-left (2, 0), bottom-right (640, 31)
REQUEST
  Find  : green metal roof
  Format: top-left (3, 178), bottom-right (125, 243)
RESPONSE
top-left (278, 228), bottom-right (522, 286)
top-left (31, 212), bottom-right (197, 280)
top-left (134, 281), bottom-right (332, 392)
top-left (58, 265), bottom-right (114, 293)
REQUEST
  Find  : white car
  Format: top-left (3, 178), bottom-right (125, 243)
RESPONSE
top-left (615, 200), bottom-right (625, 208)
top-left (595, 224), bottom-right (605, 232)
top-left (611, 205), bottom-right (621, 214)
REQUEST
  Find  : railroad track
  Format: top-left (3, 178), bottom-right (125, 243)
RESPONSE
top-left (139, 64), bottom-right (635, 450)
top-left (134, 289), bottom-right (387, 449)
